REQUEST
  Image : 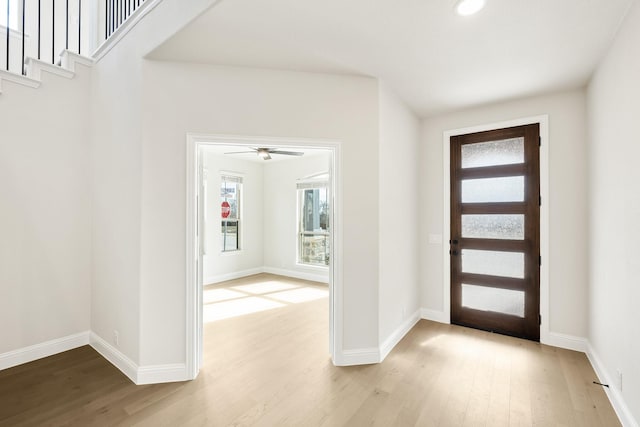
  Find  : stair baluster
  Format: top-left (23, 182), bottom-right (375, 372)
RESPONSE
top-left (1, 0), bottom-right (145, 78)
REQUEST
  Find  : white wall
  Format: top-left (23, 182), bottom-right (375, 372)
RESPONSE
top-left (90, 34), bottom-right (144, 364)
top-left (89, 0), bottom-right (218, 367)
top-left (378, 82), bottom-right (420, 344)
top-left (0, 63), bottom-right (91, 355)
top-left (140, 60), bottom-right (380, 365)
top-left (420, 89), bottom-right (589, 339)
top-left (202, 152), bottom-right (263, 283)
top-left (587, 1), bottom-right (640, 423)
top-left (263, 152), bottom-right (331, 282)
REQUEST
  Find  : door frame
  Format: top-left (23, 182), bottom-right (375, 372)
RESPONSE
top-left (442, 115), bottom-right (550, 343)
top-left (185, 133), bottom-right (342, 380)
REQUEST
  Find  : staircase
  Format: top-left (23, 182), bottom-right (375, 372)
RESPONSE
top-left (0, 49), bottom-right (92, 94)
top-left (0, 0), bottom-right (145, 96)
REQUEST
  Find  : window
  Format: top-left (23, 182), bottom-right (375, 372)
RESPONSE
top-left (220, 174), bottom-right (242, 252)
top-left (297, 178), bottom-right (329, 266)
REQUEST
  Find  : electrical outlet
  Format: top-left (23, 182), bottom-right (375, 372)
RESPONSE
top-left (113, 330), bottom-right (119, 346)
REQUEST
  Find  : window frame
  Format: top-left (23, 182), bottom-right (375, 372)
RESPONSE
top-left (296, 176), bottom-right (330, 267)
top-left (220, 172), bottom-right (243, 253)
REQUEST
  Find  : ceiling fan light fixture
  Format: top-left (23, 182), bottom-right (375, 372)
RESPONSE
top-left (257, 148), bottom-right (272, 160)
top-left (456, 0), bottom-right (485, 16)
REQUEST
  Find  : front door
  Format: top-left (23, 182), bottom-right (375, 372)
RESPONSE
top-left (450, 124), bottom-right (540, 341)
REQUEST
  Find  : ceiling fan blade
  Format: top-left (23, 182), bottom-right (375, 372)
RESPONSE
top-left (224, 151), bottom-right (256, 155)
top-left (269, 150), bottom-right (304, 156)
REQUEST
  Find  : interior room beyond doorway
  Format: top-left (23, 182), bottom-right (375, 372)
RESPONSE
top-left (192, 139), bottom-right (338, 376)
top-left (200, 144), bottom-right (333, 286)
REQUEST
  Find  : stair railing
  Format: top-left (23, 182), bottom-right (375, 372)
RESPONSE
top-left (105, 0), bottom-right (143, 39)
top-left (1, 0), bottom-right (145, 76)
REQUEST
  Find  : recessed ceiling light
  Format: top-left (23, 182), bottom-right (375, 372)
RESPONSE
top-left (456, 0), bottom-right (486, 16)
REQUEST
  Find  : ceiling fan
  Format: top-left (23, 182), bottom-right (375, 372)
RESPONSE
top-left (224, 147), bottom-right (304, 160)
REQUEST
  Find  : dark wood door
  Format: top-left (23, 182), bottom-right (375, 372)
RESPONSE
top-left (450, 124), bottom-right (540, 341)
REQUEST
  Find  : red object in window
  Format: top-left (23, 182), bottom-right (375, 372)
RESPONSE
top-left (221, 201), bottom-right (231, 218)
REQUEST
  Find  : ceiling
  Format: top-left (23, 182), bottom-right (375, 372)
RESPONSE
top-left (148, 0), bottom-right (634, 116)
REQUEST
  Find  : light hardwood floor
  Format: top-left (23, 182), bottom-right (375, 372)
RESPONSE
top-left (0, 274), bottom-right (621, 426)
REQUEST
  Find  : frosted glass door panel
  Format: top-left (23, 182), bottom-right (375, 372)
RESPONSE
top-left (461, 249), bottom-right (524, 278)
top-left (462, 284), bottom-right (525, 317)
top-left (461, 176), bottom-right (524, 203)
top-left (461, 214), bottom-right (525, 240)
top-left (461, 138), bottom-right (524, 169)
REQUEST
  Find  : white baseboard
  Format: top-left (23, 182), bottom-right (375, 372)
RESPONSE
top-left (137, 363), bottom-right (188, 385)
top-left (204, 267), bottom-right (263, 285)
top-left (89, 332), bottom-right (138, 384)
top-left (334, 347), bottom-right (380, 366)
top-left (587, 343), bottom-right (639, 427)
top-left (262, 266), bottom-right (329, 284)
top-left (334, 310), bottom-right (421, 366)
top-left (380, 310), bottom-right (421, 362)
top-left (90, 332), bottom-right (190, 385)
top-left (420, 308), bottom-right (450, 324)
top-left (0, 331), bottom-right (90, 371)
top-left (541, 331), bottom-right (588, 353)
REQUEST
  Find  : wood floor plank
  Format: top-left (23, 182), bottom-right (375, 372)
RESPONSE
top-left (0, 274), bottom-right (623, 426)
top-left (484, 338), bottom-right (511, 427)
top-left (508, 344), bottom-right (534, 426)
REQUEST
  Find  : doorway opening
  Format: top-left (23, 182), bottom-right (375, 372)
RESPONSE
top-left (185, 134), bottom-right (341, 379)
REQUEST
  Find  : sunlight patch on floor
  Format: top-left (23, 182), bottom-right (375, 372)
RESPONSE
top-left (231, 281), bottom-right (299, 295)
top-left (204, 277), bottom-right (329, 323)
top-left (203, 288), bottom-right (246, 304)
top-left (420, 334), bottom-right (444, 347)
top-left (268, 287), bottom-right (329, 303)
top-left (204, 297), bottom-right (286, 322)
